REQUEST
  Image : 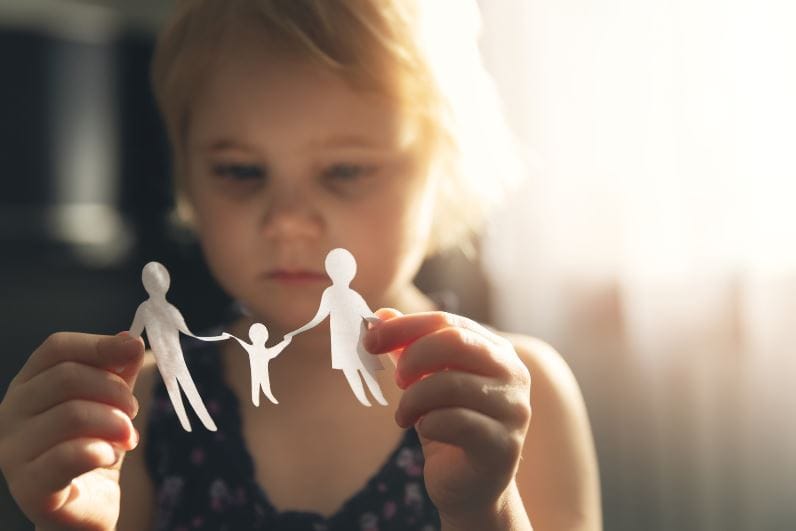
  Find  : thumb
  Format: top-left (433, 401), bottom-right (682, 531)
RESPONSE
top-left (110, 332), bottom-right (146, 389)
top-left (374, 307), bottom-right (403, 321)
top-left (370, 308), bottom-right (404, 367)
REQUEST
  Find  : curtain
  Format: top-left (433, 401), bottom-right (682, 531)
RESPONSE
top-left (476, 1), bottom-right (796, 529)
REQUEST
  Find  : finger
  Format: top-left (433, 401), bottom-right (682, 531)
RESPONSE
top-left (15, 362), bottom-right (139, 419)
top-left (15, 401), bottom-right (137, 463)
top-left (374, 308), bottom-right (403, 321)
top-left (10, 438), bottom-right (119, 518)
top-left (365, 311), bottom-right (506, 355)
top-left (395, 370), bottom-right (531, 429)
top-left (13, 333), bottom-right (144, 388)
top-left (395, 326), bottom-right (517, 388)
top-left (369, 308), bottom-right (404, 366)
top-left (416, 407), bottom-right (523, 472)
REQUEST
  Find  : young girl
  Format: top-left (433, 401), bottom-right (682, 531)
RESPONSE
top-left (0, 1), bottom-right (601, 529)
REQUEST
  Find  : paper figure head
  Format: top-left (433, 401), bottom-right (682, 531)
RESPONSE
top-left (142, 261), bottom-right (170, 296)
top-left (325, 248), bottom-right (356, 285)
top-left (249, 322), bottom-right (269, 344)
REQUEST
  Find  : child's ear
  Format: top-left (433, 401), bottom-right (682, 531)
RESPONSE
top-left (172, 193), bottom-right (197, 231)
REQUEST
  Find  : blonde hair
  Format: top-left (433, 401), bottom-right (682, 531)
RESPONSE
top-left (152, 0), bottom-right (522, 254)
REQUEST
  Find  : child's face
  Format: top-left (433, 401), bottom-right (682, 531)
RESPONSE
top-left (183, 36), bottom-right (437, 328)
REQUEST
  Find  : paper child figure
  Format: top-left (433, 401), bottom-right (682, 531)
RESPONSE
top-left (286, 248), bottom-right (386, 406)
top-left (130, 261), bottom-right (227, 432)
top-left (226, 323), bottom-right (292, 406)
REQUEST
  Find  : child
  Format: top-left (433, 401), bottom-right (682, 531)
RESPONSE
top-left (227, 322), bottom-right (291, 407)
top-left (0, 1), bottom-right (601, 529)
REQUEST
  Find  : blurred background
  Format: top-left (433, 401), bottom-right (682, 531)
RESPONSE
top-left (1, 0), bottom-right (795, 529)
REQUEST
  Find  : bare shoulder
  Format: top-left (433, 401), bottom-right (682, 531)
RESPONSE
top-left (118, 351), bottom-right (158, 531)
top-left (504, 334), bottom-right (585, 407)
top-left (500, 333), bottom-right (603, 531)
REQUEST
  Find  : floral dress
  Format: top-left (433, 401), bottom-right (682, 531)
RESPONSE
top-left (145, 334), bottom-right (441, 530)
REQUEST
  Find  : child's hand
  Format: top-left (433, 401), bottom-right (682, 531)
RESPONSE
top-left (0, 332), bottom-right (144, 530)
top-left (365, 309), bottom-right (532, 527)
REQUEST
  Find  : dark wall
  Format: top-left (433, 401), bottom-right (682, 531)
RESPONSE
top-left (0, 26), bottom-right (233, 389)
top-left (0, 27), bottom-right (230, 530)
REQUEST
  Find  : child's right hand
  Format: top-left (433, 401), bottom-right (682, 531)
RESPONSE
top-left (0, 332), bottom-right (144, 531)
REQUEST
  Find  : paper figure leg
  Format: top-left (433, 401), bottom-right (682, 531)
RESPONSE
top-left (176, 370), bottom-right (218, 431)
top-left (249, 362), bottom-right (260, 407)
top-left (359, 368), bottom-right (387, 406)
top-left (163, 376), bottom-right (192, 432)
top-left (342, 368), bottom-right (372, 407)
top-left (260, 362), bottom-right (278, 405)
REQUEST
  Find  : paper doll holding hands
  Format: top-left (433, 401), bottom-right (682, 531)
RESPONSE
top-left (226, 323), bottom-right (291, 406)
top-left (286, 248), bottom-right (386, 406)
top-left (130, 261), bottom-right (227, 431)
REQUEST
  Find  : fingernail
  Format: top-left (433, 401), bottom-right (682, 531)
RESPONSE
top-left (131, 396), bottom-right (140, 419)
top-left (121, 334), bottom-right (141, 345)
top-left (394, 371), bottom-right (407, 390)
top-left (129, 427), bottom-right (139, 449)
top-left (119, 335), bottom-right (144, 356)
top-left (119, 333), bottom-right (141, 347)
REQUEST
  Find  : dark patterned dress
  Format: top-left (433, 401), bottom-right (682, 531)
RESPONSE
top-left (145, 334), bottom-right (441, 530)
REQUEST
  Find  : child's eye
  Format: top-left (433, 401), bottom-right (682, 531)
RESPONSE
top-left (212, 163), bottom-right (266, 181)
top-left (322, 163), bottom-right (376, 182)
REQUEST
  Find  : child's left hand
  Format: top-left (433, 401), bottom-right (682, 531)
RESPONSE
top-left (364, 308), bottom-right (532, 526)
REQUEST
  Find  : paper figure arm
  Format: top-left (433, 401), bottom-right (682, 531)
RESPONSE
top-left (163, 305), bottom-right (226, 341)
top-left (272, 335), bottom-right (292, 352)
top-left (164, 304), bottom-right (194, 337)
top-left (226, 334), bottom-right (250, 349)
top-left (352, 291), bottom-right (380, 324)
top-left (286, 289), bottom-right (331, 338)
top-left (129, 304), bottom-right (146, 338)
top-left (194, 332), bottom-right (231, 342)
top-left (145, 300), bottom-right (221, 342)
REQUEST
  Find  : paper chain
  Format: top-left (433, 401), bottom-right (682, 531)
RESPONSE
top-left (129, 248), bottom-right (385, 432)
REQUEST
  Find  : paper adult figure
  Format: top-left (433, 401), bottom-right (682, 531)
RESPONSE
top-left (130, 261), bottom-right (227, 432)
top-left (226, 323), bottom-right (291, 406)
top-left (287, 248), bottom-right (386, 406)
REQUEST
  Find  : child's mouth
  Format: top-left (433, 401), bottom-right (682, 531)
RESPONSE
top-left (264, 270), bottom-right (328, 284)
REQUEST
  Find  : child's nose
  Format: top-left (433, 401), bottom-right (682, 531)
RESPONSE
top-left (260, 186), bottom-right (324, 240)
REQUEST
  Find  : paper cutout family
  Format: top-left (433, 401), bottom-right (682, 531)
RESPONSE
top-left (130, 248), bottom-right (385, 432)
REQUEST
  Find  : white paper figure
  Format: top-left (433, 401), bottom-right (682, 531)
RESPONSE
top-left (286, 248), bottom-right (386, 406)
top-left (130, 261), bottom-right (227, 432)
top-left (226, 324), bottom-right (291, 406)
